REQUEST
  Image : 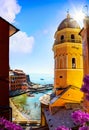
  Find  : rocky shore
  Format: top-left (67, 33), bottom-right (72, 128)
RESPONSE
top-left (10, 98), bottom-right (28, 122)
top-left (9, 98), bottom-right (40, 125)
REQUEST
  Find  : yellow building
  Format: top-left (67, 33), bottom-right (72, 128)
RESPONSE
top-left (53, 13), bottom-right (83, 96)
top-left (40, 14), bottom-right (84, 128)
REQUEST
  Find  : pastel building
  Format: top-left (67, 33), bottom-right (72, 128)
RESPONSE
top-left (9, 69), bottom-right (28, 91)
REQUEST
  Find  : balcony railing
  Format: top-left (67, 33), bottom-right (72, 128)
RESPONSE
top-left (54, 38), bottom-right (81, 45)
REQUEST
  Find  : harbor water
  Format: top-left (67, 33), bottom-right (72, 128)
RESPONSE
top-left (11, 90), bottom-right (52, 121)
top-left (11, 74), bottom-right (53, 122)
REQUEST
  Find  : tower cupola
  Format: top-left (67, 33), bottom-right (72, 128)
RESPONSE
top-left (54, 14), bottom-right (81, 46)
top-left (57, 14), bottom-right (80, 31)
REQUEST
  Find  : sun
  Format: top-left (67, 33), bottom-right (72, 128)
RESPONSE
top-left (72, 5), bottom-right (85, 28)
top-left (73, 10), bottom-right (85, 22)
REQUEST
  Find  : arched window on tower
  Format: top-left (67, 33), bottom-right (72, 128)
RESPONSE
top-left (72, 58), bottom-right (76, 69)
top-left (71, 34), bottom-right (75, 42)
top-left (60, 35), bottom-right (64, 43)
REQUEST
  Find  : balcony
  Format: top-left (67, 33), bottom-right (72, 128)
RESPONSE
top-left (54, 38), bottom-right (81, 45)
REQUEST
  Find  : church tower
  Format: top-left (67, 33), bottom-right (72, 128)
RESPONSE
top-left (53, 13), bottom-right (83, 95)
top-left (40, 14), bottom-right (84, 125)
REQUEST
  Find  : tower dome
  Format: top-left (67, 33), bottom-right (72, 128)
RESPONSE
top-left (57, 14), bottom-right (80, 31)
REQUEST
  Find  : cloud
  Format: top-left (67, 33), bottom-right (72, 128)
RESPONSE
top-left (0, 0), bottom-right (34, 54)
top-left (10, 31), bottom-right (35, 53)
top-left (0, 0), bottom-right (21, 23)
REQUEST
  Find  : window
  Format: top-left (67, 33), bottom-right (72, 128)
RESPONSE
top-left (72, 58), bottom-right (76, 68)
top-left (71, 34), bottom-right (75, 39)
top-left (60, 76), bottom-right (63, 78)
top-left (71, 34), bottom-right (75, 42)
top-left (61, 35), bottom-right (64, 40)
top-left (60, 35), bottom-right (64, 43)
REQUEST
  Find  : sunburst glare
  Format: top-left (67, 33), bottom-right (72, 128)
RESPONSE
top-left (72, 5), bottom-right (85, 28)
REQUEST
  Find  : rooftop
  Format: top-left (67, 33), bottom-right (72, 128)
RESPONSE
top-left (44, 107), bottom-right (75, 130)
top-left (57, 13), bottom-right (80, 31)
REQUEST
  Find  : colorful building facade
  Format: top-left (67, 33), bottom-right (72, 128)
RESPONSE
top-left (9, 69), bottom-right (28, 91)
top-left (53, 13), bottom-right (83, 96)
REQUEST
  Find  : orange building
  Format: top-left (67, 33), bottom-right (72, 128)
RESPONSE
top-left (53, 13), bottom-right (83, 96)
top-left (79, 16), bottom-right (89, 113)
top-left (9, 69), bottom-right (28, 91)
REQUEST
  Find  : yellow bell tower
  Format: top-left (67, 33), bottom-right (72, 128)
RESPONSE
top-left (53, 13), bottom-right (83, 95)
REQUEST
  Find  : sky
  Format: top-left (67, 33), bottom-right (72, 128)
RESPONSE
top-left (0, 0), bottom-right (89, 75)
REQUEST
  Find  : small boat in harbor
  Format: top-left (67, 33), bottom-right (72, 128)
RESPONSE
top-left (40, 78), bottom-right (44, 80)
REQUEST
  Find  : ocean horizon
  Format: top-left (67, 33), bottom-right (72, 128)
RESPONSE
top-left (29, 73), bottom-right (54, 85)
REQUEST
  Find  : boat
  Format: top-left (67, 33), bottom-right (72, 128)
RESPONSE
top-left (40, 78), bottom-right (44, 80)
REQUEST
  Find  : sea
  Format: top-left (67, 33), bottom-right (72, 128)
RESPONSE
top-left (11, 73), bottom-right (54, 122)
top-left (29, 73), bottom-right (54, 85)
